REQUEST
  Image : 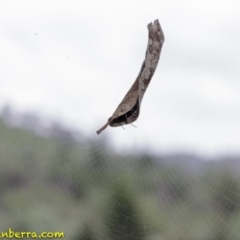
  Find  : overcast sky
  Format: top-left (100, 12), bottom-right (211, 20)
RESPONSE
top-left (1, 0), bottom-right (240, 156)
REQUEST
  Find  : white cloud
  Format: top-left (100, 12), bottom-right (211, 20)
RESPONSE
top-left (1, 0), bottom-right (240, 155)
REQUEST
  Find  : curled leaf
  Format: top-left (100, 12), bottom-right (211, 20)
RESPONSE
top-left (97, 19), bottom-right (164, 134)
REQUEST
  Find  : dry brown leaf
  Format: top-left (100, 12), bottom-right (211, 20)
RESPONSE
top-left (97, 19), bottom-right (164, 134)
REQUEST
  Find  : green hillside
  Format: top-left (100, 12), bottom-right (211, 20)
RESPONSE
top-left (0, 119), bottom-right (240, 239)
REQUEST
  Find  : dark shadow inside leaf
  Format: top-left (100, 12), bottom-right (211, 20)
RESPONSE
top-left (110, 99), bottom-right (140, 127)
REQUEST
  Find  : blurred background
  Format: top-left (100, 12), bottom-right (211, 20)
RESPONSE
top-left (1, 0), bottom-right (240, 239)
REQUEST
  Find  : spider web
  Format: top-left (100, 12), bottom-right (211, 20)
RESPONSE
top-left (0, 116), bottom-right (240, 240)
top-left (1, 0), bottom-right (240, 239)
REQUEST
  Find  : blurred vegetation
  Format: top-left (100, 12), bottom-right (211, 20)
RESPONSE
top-left (0, 109), bottom-right (240, 240)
